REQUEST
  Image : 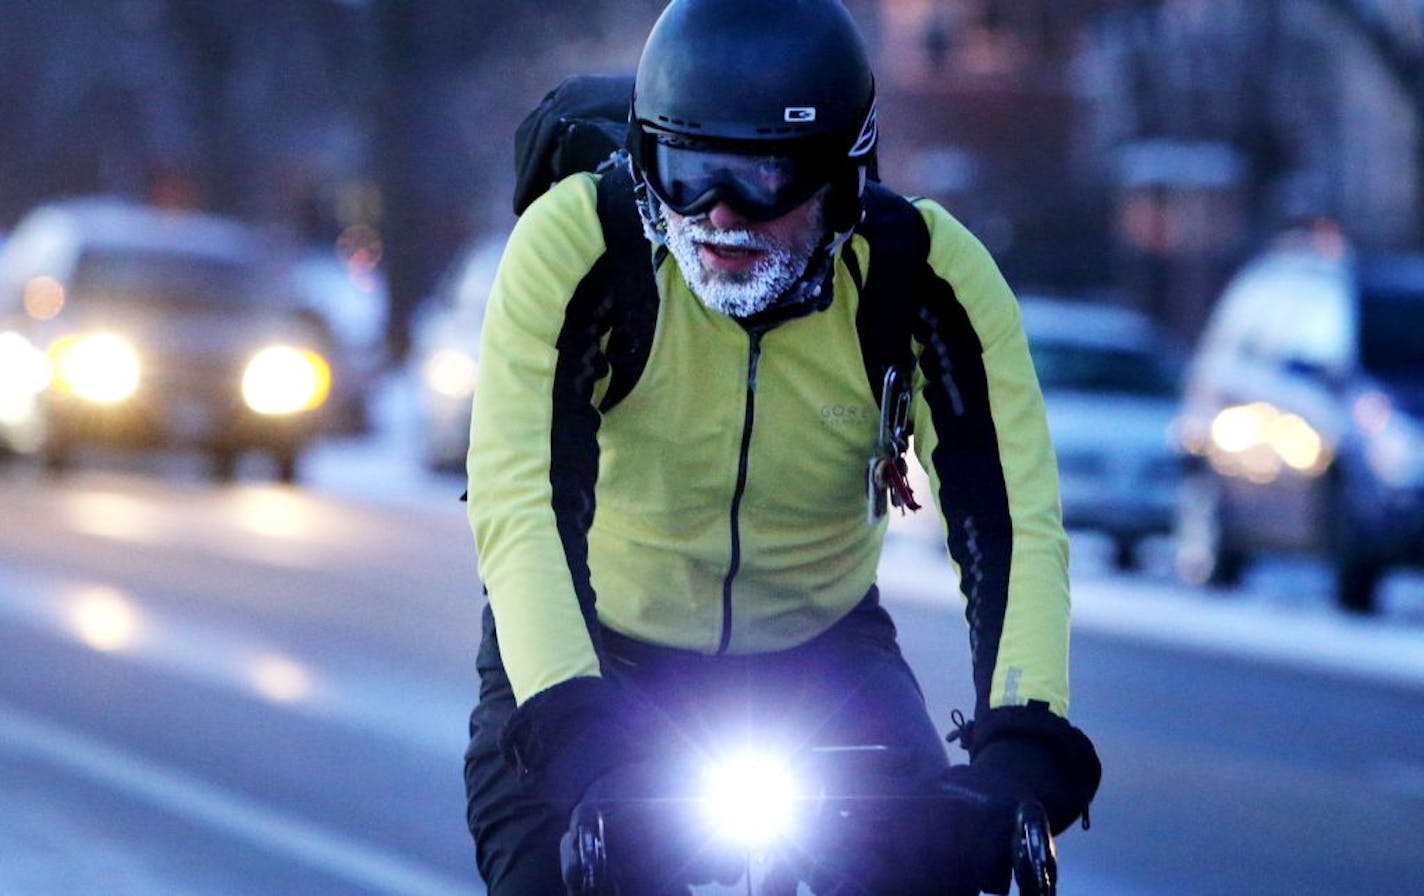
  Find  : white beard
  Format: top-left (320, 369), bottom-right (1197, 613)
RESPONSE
top-left (662, 205), bottom-right (823, 319)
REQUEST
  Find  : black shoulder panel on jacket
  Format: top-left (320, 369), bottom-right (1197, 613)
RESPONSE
top-left (913, 265), bottom-right (1014, 719)
top-left (852, 183), bottom-right (930, 408)
top-left (594, 166), bottom-right (662, 413)
top-left (546, 167), bottom-right (661, 635)
top-left (550, 218), bottom-right (616, 634)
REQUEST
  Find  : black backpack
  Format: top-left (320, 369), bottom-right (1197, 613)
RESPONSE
top-left (511, 74), bottom-right (929, 414)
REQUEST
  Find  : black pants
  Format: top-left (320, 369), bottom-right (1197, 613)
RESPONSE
top-left (463, 591), bottom-right (956, 895)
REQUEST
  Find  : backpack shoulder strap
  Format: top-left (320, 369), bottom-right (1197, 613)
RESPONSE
top-left (853, 182), bottom-right (931, 408)
top-left (591, 163), bottom-right (662, 412)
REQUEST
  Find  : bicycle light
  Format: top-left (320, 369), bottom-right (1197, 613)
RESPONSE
top-left (700, 749), bottom-right (800, 848)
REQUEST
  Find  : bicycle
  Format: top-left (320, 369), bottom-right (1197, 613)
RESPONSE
top-left (561, 742), bottom-right (1058, 896)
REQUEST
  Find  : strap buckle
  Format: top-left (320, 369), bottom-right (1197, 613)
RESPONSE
top-left (867, 365), bottom-right (921, 523)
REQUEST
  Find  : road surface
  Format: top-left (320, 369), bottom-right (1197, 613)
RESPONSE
top-left (0, 443), bottom-right (1420, 895)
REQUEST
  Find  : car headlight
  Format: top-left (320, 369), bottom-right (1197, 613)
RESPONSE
top-left (48, 332), bottom-right (141, 404)
top-left (1208, 401), bottom-right (1330, 480)
top-left (241, 345), bottom-right (331, 415)
top-left (423, 347), bottom-right (478, 399)
top-left (699, 749), bottom-right (800, 848)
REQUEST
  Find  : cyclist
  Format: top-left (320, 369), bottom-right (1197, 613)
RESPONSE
top-left (464, 1), bottom-right (1101, 893)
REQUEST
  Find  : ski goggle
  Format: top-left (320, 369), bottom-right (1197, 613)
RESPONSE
top-left (646, 142), bottom-right (835, 222)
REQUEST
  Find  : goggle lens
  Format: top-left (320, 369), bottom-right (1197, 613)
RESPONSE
top-left (649, 143), bottom-right (829, 221)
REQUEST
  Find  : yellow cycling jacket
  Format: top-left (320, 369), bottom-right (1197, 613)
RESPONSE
top-left (467, 172), bottom-right (1071, 722)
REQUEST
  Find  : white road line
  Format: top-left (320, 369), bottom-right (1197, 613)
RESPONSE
top-left (0, 702), bottom-right (479, 896)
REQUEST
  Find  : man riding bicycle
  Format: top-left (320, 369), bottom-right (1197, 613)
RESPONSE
top-left (463, 1), bottom-right (1101, 893)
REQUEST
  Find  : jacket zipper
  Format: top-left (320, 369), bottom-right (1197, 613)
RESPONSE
top-left (718, 328), bottom-right (764, 654)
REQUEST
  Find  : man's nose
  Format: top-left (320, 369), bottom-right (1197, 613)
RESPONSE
top-left (706, 201), bottom-right (751, 231)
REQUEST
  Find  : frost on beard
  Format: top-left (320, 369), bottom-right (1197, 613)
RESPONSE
top-left (662, 210), bottom-right (821, 319)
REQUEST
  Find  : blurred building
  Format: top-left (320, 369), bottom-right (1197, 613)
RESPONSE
top-left (5, 1), bottom-right (1424, 355)
top-left (873, 1), bottom-right (1122, 294)
top-left (1081, 0), bottom-right (1419, 337)
top-left (873, 0), bottom-right (1423, 340)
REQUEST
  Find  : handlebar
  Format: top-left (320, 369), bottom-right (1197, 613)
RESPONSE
top-left (561, 787), bottom-right (1059, 896)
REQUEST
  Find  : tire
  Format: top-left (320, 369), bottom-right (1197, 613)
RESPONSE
top-left (275, 449), bottom-right (300, 484)
top-left (1335, 560), bottom-right (1381, 614)
top-left (1111, 536), bottom-right (1141, 573)
top-left (1329, 478), bottom-right (1380, 615)
top-left (42, 445), bottom-right (71, 477)
top-left (1174, 472), bottom-right (1246, 588)
top-left (211, 448), bottom-right (239, 482)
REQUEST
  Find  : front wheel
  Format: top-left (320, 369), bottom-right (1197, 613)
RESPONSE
top-left (1329, 474), bottom-right (1381, 615)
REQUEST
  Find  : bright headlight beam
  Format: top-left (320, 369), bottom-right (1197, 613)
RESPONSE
top-left (49, 332), bottom-right (141, 404)
top-left (242, 345), bottom-right (331, 415)
top-left (423, 348), bottom-right (478, 399)
top-left (1210, 402), bottom-right (1273, 454)
top-left (1269, 412), bottom-right (1325, 472)
top-left (1209, 401), bottom-right (1330, 479)
top-left (700, 751), bottom-right (799, 848)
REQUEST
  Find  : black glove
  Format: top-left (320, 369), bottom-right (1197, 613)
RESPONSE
top-left (498, 676), bottom-right (646, 806)
top-left (781, 747), bottom-right (989, 896)
top-left (958, 703), bottom-right (1102, 834)
top-left (506, 681), bottom-right (739, 894)
top-left (940, 761), bottom-right (1037, 894)
top-left (798, 783), bottom-right (993, 896)
top-left (942, 703), bottom-right (1103, 895)
top-left (567, 760), bottom-right (744, 895)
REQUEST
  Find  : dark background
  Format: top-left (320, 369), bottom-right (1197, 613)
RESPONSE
top-left (2, 0), bottom-right (1421, 357)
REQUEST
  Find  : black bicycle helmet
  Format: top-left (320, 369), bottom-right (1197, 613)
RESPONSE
top-left (629, 0), bottom-right (878, 231)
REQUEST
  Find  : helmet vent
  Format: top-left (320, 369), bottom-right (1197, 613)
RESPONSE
top-left (656, 115), bottom-right (702, 130)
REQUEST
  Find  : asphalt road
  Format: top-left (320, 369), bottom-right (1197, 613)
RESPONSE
top-left (0, 464), bottom-right (482, 895)
top-left (0, 458), bottom-right (1420, 895)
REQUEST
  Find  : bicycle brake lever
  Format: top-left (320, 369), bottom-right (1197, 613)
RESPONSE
top-left (1011, 801), bottom-right (1057, 896)
top-left (560, 804), bottom-right (611, 895)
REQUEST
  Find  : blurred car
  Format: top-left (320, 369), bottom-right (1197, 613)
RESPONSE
top-left (285, 248), bottom-right (390, 434)
top-left (410, 235), bottom-right (505, 473)
top-left (1173, 231), bottom-right (1424, 613)
top-left (1021, 296), bottom-right (1184, 571)
top-left (0, 197), bottom-right (337, 482)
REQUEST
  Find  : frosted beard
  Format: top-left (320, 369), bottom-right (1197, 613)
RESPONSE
top-left (662, 204), bottom-right (824, 319)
